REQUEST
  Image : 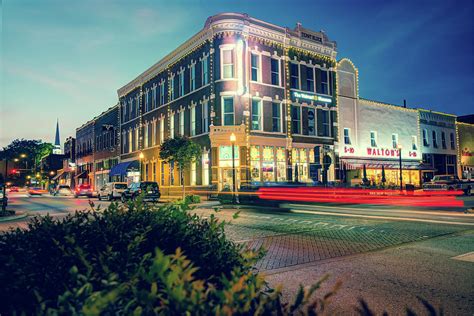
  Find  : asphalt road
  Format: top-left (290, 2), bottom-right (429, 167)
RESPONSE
top-left (2, 192), bottom-right (474, 314)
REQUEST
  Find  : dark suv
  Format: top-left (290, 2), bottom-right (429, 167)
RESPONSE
top-left (121, 181), bottom-right (160, 203)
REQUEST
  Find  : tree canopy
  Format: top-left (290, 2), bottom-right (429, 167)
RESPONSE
top-left (159, 137), bottom-right (202, 170)
top-left (0, 139), bottom-right (53, 169)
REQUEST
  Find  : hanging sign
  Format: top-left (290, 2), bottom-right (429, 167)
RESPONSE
top-left (293, 91), bottom-right (332, 103)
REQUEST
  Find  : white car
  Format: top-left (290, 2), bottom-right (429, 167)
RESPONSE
top-left (97, 182), bottom-right (128, 201)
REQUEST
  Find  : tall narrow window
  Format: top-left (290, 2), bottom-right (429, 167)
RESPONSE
top-left (370, 131), bottom-right (377, 147)
top-left (222, 97), bottom-right (234, 126)
top-left (135, 128), bottom-right (139, 150)
top-left (179, 111), bottom-right (184, 136)
top-left (432, 130), bottom-right (438, 148)
top-left (160, 162), bottom-right (165, 185)
top-left (128, 130), bottom-right (132, 153)
top-left (423, 129), bottom-right (429, 146)
top-left (152, 85), bottom-right (156, 108)
top-left (152, 121), bottom-right (156, 146)
top-left (191, 106), bottom-right (196, 136)
top-left (321, 70), bottom-right (329, 95)
top-left (202, 55), bottom-right (209, 85)
top-left (178, 71), bottom-right (185, 97)
top-left (412, 136), bottom-right (418, 150)
top-left (290, 64), bottom-right (299, 89)
top-left (190, 162), bottom-right (196, 186)
top-left (170, 161), bottom-right (175, 186)
top-left (271, 58), bottom-right (280, 86)
top-left (306, 67), bottom-right (314, 92)
top-left (145, 89), bottom-right (150, 112)
top-left (392, 133), bottom-right (398, 148)
top-left (251, 53), bottom-right (260, 81)
top-left (272, 102), bottom-right (281, 132)
top-left (144, 123), bottom-right (148, 148)
top-left (190, 64), bottom-right (196, 91)
top-left (321, 111), bottom-right (330, 136)
top-left (450, 133), bottom-right (455, 150)
top-left (251, 99), bottom-right (262, 130)
top-left (291, 106), bottom-right (301, 134)
top-left (441, 131), bottom-right (447, 149)
top-left (170, 114), bottom-right (175, 139)
top-left (344, 128), bottom-right (351, 145)
top-left (160, 119), bottom-right (164, 144)
top-left (222, 48), bottom-right (234, 79)
top-left (308, 108), bottom-right (316, 136)
top-left (170, 76), bottom-right (175, 100)
top-left (160, 82), bottom-right (165, 105)
top-left (202, 151), bottom-right (209, 186)
top-left (202, 101), bottom-right (209, 133)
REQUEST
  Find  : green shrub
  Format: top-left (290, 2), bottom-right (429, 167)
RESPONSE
top-left (0, 200), bottom-right (247, 315)
top-left (184, 194), bottom-right (201, 204)
top-left (217, 187), bottom-right (233, 204)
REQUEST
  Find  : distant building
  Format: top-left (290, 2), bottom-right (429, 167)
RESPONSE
top-left (75, 120), bottom-right (95, 188)
top-left (53, 119), bottom-right (62, 154)
top-left (457, 114), bottom-right (474, 124)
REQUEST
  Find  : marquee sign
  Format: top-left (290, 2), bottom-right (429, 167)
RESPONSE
top-left (293, 91), bottom-right (332, 103)
top-left (343, 146), bottom-right (418, 158)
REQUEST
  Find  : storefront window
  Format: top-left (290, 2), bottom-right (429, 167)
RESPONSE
top-left (276, 147), bottom-right (286, 182)
top-left (262, 146), bottom-right (274, 182)
top-left (219, 146), bottom-right (239, 167)
top-left (250, 145), bottom-right (261, 182)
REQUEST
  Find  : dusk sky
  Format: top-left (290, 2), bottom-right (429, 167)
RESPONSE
top-left (2, 0), bottom-right (473, 148)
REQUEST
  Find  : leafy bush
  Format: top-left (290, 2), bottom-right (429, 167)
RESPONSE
top-left (217, 186), bottom-right (233, 204)
top-left (184, 194), bottom-right (201, 204)
top-left (0, 200), bottom-right (247, 314)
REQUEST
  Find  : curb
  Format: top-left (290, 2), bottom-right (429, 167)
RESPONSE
top-left (0, 212), bottom-right (28, 223)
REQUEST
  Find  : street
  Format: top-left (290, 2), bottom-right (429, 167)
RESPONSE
top-left (2, 192), bottom-right (474, 314)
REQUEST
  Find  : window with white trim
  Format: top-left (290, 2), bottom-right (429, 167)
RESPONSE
top-left (423, 129), bottom-right (429, 146)
top-left (412, 136), bottom-right (418, 150)
top-left (179, 111), bottom-right (184, 136)
top-left (441, 131), bottom-right (447, 149)
top-left (144, 123), bottom-right (148, 148)
top-left (291, 106), bottom-right (301, 134)
top-left (432, 130), bottom-right (438, 148)
top-left (170, 114), bottom-right (175, 139)
top-left (290, 63), bottom-right (299, 89)
top-left (202, 55), bottom-right (209, 85)
top-left (135, 128), bottom-right (139, 151)
top-left (222, 97), bottom-right (234, 126)
top-left (152, 85), bottom-right (157, 108)
top-left (160, 82), bottom-right (165, 105)
top-left (392, 133), bottom-right (398, 149)
top-left (272, 102), bottom-right (281, 133)
top-left (251, 99), bottom-right (262, 130)
top-left (160, 161), bottom-right (165, 185)
top-left (321, 70), bottom-right (329, 95)
top-left (160, 119), bottom-right (164, 144)
top-left (202, 101), bottom-right (209, 133)
top-left (128, 130), bottom-right (132, 153)
top-left (251, 53), bottom-right (260, 82)
top-left (145, 89), bottom-right (150, 112)
top-left (170, 76), bottom-right (175, 100)
top-left (321, 110), bottom-right (330, 137)
top-left (306, 67), bottom-right (314, 92)
top-left (202, 151), bottom-right (209, 186)
top-left (152, 121), bottom-right (156, 146)
top-left (370, 131), bottom-right (377, 147)
top-left (222, 48), bottom-right (234, 79)
top-left (450, 133), bottom-right (455, 150)
top-left (178, 71), bottom-right (184, 97)
top-left (191, 106), bottom-right (196, 136)
top-left (190, 64), bottom-right (196, 91)
top-left (344, 128), bottom-right (351, 145)
top-left (271, 58), bottom-right (280, 86)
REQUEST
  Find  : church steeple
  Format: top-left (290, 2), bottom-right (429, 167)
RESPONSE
top-left (53, 119), bottom-right (62, 154)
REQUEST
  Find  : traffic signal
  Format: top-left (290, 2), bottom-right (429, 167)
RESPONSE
top-left (10, 169), bottom-right (17, 174)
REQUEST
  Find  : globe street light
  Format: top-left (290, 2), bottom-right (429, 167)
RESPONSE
top-left (397, 144), bottom-right (403, 191)
top-left (230, 133), bottom-right (237, 204)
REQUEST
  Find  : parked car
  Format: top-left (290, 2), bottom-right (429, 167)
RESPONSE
top-left (97, 182), bottom-right (128, 201)
top-left (423, 175), bottom-right (474, 196)
top-left (74, 184), bottom-right (93, 198)
top-left (28, 187), bottom-right (45, 196)
top-left (53, 185), bottom-right (73, 196)
top-left (121, 181), bottom-right (160, 203)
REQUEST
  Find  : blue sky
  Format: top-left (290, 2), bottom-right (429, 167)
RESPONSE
top-left (1, 0), bottom-right (473, 147)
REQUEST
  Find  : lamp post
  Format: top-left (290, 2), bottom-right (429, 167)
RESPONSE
top-left (139, 152), bottom-right (144, 182)
top-left (230, 133), bottom-right (237, 204)
top-left (397, 144), bottom-right (403, 191)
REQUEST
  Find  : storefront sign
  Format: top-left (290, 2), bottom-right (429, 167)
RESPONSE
top-left (367, 148), bottom-right (400, 157)
top-left (293, 91), bottom-right (332, 103)
top-left (301, 32), bottom-right (322, 43)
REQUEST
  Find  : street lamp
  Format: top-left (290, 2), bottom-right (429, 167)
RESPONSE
top-left (230, 133), bottom-right (237, 204)
top-left (397, 144), bottom-right (403, 191)
top-left (139, 152), bottom-right (144, 182)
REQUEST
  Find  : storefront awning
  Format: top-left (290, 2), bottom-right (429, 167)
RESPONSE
top-left (341, 159), bottom-right (434, 171)
top-left (109, 160), bottom-right (139, 177)
top-left (52, 171), bottom-right (65, 181)
top-left (74, 171), bottom-right (89, 179)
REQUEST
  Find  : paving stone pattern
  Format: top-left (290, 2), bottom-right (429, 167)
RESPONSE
top-left (223, 213), bottom-right (464, 271)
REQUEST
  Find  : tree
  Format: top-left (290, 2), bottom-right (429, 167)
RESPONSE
top-left (159, 137), bottom-right (202, 199)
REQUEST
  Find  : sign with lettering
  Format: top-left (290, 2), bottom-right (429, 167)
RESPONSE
top-left (301, 32), bottom-right (322, 43)
top-left (293, 91), bottom-right (332, 103)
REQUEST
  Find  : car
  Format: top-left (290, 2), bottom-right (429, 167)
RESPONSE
top-left (97, 182), bottom-right (128, 201)
top-left (53, 185), bottom-right (73, 196)
top-left (423, 175), bottom-right (474, 195)
top-left (28, 187), bottom-right (45, 196)
top-left (9, 186), bottom-right (19, 193)
top-left (121, 181), bottom-right (160, 203)
top-left (74, 184), bottom-right (93, 198)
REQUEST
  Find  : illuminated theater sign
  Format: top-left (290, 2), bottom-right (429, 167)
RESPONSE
top-left (293, 91), bottom-right (332, 104)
